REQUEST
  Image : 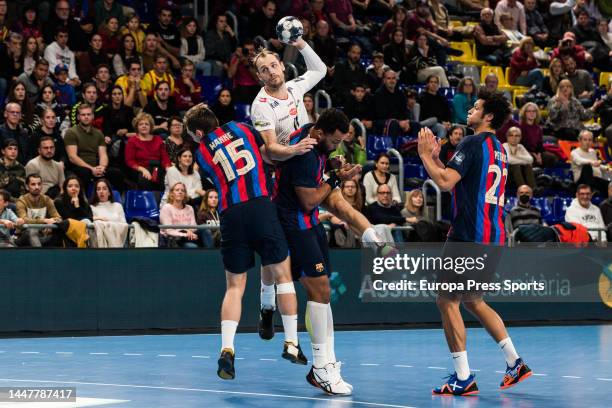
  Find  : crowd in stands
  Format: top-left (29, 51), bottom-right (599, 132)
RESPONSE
top-left (0, 0), bottom-right (611, 248)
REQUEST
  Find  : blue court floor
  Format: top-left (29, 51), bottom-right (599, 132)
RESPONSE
top-left (0, 325), bottom-right (610, 408)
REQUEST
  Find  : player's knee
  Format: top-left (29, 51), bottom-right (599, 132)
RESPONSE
top-left (462, 298), bottom-right (484, 313)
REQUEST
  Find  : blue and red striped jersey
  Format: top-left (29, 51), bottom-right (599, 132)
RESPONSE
top-left (195, 121), bottom-right (270, 213)
top-left (274, 124), bottom-right (326, 231)
top-left (446, 132), bottom-right (508, 244)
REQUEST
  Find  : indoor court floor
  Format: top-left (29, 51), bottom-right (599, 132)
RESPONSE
top-left (0, 325), bottom-right (609, 408)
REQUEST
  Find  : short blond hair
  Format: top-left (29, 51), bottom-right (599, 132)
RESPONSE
top-left (132, 111), bottom-right (155, 131)
top-left (253, 48), bottom-right (281, 72)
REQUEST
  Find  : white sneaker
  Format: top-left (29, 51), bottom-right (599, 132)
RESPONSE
top-left (331, 361), bottom-right (353, 393)
top-left (306, 363), bottom-right (352, 396)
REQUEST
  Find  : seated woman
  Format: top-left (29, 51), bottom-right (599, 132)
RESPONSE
top-left (196, 189), bottom-right (220, 248)
top-left (541, 58), bottom-right (565, 97)
top-left (159, 182), bottom-right (199, 248)
top-left (328, 180), bottom-right (364, 248)
top-left (161, 146), bottom-right (205, 207)
top-left (503, 126), bottom-right (536, 189)
top-left (407, 33), bottom-right (450, 87)
top-left (545, 79), bottom-right (602, 140)
top-left (210, 88), bottom-right (236, 126)
top-left (363, 153), bottom-right (401, 205)
top-left (451, 77), bottom-right (477, 125)
top-left (125, 112), bottom-right (172, 190)
top-left (103, 86), bottom-right (134, 169)
top-left (570, 130), bottom-right (610, 197)
top-left (383, 28), bottom-right (410, 82)
top-left (509, 37), bottom-right (543, 88)
top-left (164, 117), bottom-right (193, 164)
top-left (90, 178), bottom-right (128, 247)
top-left (54, 176), bottom-right (93, 247)
top-left (518, 102), bottom-right (558, 167)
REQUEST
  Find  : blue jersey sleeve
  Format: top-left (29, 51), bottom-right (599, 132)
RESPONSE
top-left (446, 137), bottom-right (479, 178)
top-left (288, 152), bottom-right (320, 188)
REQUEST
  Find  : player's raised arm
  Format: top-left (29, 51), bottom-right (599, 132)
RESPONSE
top-left (290, 38), bottom-right (327, 93)
top-left (418, 128), bottom-right (462, 191)
top-left (259, 129), bottom-right (318, 161)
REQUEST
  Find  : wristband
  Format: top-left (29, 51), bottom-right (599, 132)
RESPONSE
top-left (325, 170), bottom-right (341, 189)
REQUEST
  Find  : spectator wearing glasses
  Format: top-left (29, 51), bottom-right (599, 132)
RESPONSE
top-left (365, 184), bottom-right (407, 243)
top-left (452, 77), bottom-right (477, 125)
top-left (519, 102), bottom-right (557, 168)
top-left (0, 103), bottom-right (29, 165)
top-left (565, 184), bottom-right (607, 242)
top-left (503, 126), bottom-right (536, 189)
top-left (42, 0), bottom-right (79, 46)
top-left (164, 117), bottom-right (193, 163)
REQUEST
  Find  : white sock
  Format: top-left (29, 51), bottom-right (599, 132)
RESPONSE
top-left (498, 337), bottom-right (520, 366)
top-left (221, 320), bottom-right (238, 352)
top-left (306, 301), bottom-right (330, 368)
top-left (361, 227), bottom-right (384, 246)
top-left (260, 281), bottom-right (276, 310)
top-left (451, 351), bottom-right (470, 381)
top-left (326, 304), bottom-right (336, 363)
top-left (281, 314), bottom-right (298, 345)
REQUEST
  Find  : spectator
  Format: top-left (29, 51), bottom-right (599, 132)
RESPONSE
top-left (160, 182), bottom-right (199, 248)
top-left (379, 5), bottom-right (408, 46)
top-left (482, 73), bottom-right (511, 103)
top-left (69, 83), bottom-right (105, 129)
top-left (174, 59), bottom-right (202, 112)
top-left (597, 19), bottom-right (612, 49)
top-left (114, 58), bottom-right (147, 108)
top-left (0, 0), bottom-right (6, 43)
top-left (418, 74), bottom-right (452, 138)
top-left (103, 86), bottom-right (134, 168)
top-left (143, 81), bottom-right (179, 134)
top-left (7, 81), bottom-right (36, 133)
top-left (25, 136), bottom-right (65, 199)
top-left (571, 8), bottom-right (612, 71)
top-left (504, 126), bottom-right (536, 189)
top-left (343, 83), bottom-right (373, 131)
top-left (332, 43), bottom-right (368, 105)
top-left (17, 58), bottom-right (53, 103)
top-left (406, 0), bottom-right (450, 65)
top-left (542, 57), bottom-right (566, 96)
top-left (196, 188), bottom-right (220, 248)
top-left (125, 112), bottom-right (171, 191)
top-left (147, 6), bottom-right (181, 58)
top-left (164, 117), bottom-right (193, 164)
top-left (64, 103), bottom-right (120, 191)
top-left (328, 179), bottom-right (363, 247)
top-left (210, 89), bottom-right (236, 126)
top-left (570, 130), bottom-right (609, 197)
top-left (53, 64), bottom-right (77, 107)
top-left (35, 85), bottom-right (67, 128)
top-left (401, 189), bottom-right (426, 224)
top-left (121, 13), bottom-right (146, 54)
top-left (429, 0), bottom-right (470, 41)
top-left (474, 7), bottom-right (509, 65)
top-left (439, 125), bottom-right (465, 165)
top-left (401, 188), bottom-right (443, 241)
top-left (364, 184), bottom-right (407, 242)
top-left (22, 36), bottom-right (41, 76)
top-left (180, 17), bottom-right (209, 75)
top-left (365, 51), bottom-right (388, 91)
top-left (452, 77), bottom-right (477, 125)
top-left (327, 0), bottom-right (371, 51)
top-left (203, 14), bottom-right (237, 77)
top-left (599, 182), bottom-right (612, 240)
top-left (565, 184), bottom-right (607, 242)
top-left (44, 27), bottom-right (80, 87)
top-left (42, 0), bottom-right (79, 47)
top-left (113, 33), bottom-right (141, 77)
top-left (93, 0), bottom-right (125, 28)
top-left (98, 16), bottom-right (121, 56)
top-left (11, 5), bottom-right (43, 49)
top-left (29, 108), bottom-right (66, 165)
top-left (408, 33), bottom-right (450, 87)
top-left (330, 123), bottom-right (367, 166)
top-left (15, 174), bottom-right (62, 247)
top-left (596, 84), bottom-right (612, 149)
top-left (518, 102), bottom-right (557, 167)
top-left (54, 175), bottom-right (93, 223)
top-left (228, 40), bottom-right (260, 104)
top-left (0, 189), bottom-right (23, 247)
top-left (499, 12), bottom-right (526, 47)
top-left (0, 103), bottom-right (29, 165)
top-left (71, 16), bottom-right (96, 53)
top-left (141, 55), bottom-right (175, 99)
top-left (495, 0), bottom-right (527, 34)
top-left (551, 31), bottom-right (592, 68)
top-left (383, 28), bottom-right (410, 81)
top-left (249, 0), bottom-right (282, 51)
top-left (0, 33), bottom-right (24, 86)
top-left (161, 146), bottom-right (204, 207)
top-left (307, 0), bottom-right (329, 25)
top-left (90, 178), bottom-right (128, 248)
top-left (0, 139), bottom-right (26, 202)
top-left (372, 70), bottom-right (412, 136)
top-left (563, 55), bottom-right (595, 106)
top-left (545, 79), bottom-right (601, 140)
top-left (524, 0), bottom-right (550, 47)
top-left (509, 37), bottom-right (544, 87)
top-left (303, 93), bottom-right (318, 124)
top-left (363, 152), bottom-right (401, 204)
top-left (312, 20), bottom-right (337, 81)
top-left (505, 184), bottom-right (543, 232)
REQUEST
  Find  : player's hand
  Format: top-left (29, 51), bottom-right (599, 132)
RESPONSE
top-left (337, 163), bottom-right (362, 181)
top-left (291, 137), bottom-right (318, 156)
top-left (288, 37), bottom-right (306, 50)
top-left (431, 137), bottom-right (441, 160)
top-left (417, 127), bottom-right (436, 158)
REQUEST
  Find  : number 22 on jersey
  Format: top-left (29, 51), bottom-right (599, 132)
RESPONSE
top-left (485, 164), bottom-right (507, 205)
top-left (212, 139), bottom-right (256, 182)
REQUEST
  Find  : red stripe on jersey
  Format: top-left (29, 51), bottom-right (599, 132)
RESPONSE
top-left (199, 141), bottom-right (229, 210)
top-left (482, 138), bottom-right (496, 243)
top-left (497, 150), bottom-right (508, 244)
top-left (237, 122), bottom-right (269, 197)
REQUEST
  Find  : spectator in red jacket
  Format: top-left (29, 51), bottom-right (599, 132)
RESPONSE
top-left (551, 31), bottom-right (593, 69)
top-left (509, 37), bottom-right (544, 87)
top-left (174, 59), bottom-right (202, 112)
top-left (125, 112), bottom-right (171, 191)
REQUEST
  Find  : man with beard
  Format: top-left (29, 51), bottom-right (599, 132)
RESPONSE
top-left (15, 174), bottom-right (62, 247)
top-left (25, 137), bottom-right (65, 199)
top-left (143, 81), bottom-right (179, 135)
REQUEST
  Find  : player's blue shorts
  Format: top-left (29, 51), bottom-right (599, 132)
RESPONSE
top-left (219, 197), bottom-right (289, 274)
top-left (284, 223), bottom-right (330, 281)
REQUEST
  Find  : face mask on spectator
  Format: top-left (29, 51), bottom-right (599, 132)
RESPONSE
top-left (519, 194), bottom-right (531, 205)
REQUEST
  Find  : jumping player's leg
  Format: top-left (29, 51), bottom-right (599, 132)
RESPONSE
top-left (218, 270), bottom-right (247, 380)
top-left (260, 266), bottom-right (276, 310)
top-left (301, 275), bottom-right (332, 369)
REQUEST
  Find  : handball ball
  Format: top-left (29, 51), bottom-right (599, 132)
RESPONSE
top-left (276, 16), bottom-right (303, 44)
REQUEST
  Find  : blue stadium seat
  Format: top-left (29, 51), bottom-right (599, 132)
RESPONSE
top-left (532, 197), bottom-right (554, 224)
top-left (552, 196), bottom-right (573, 224)
top-left (366, 135), bottom-right (393, 160)
top-left (113, 190), bottom-right (122, 204)
top-left (197, 75), bottom-right (223, 104)
top-left (124, 190), bottom-right (160, 222)
top-left (234, 103), bottom-right (251, 122)
top-left (440, 87), bottom-right (456, 101)
top-left (404, 163), bottom-right (427, 179)
top-left (505, 196), bottom-right (518, 213)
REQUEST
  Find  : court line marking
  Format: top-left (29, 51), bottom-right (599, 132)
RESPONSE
top-left (393, 365), bottom-right (413, 368)
top-left (157, 354), bottom-right (176, 357)
top-left (427, 367), bottom-right (446, 370)
top-left (192, 355), bottom-right (210, 359)
top-left (361, 363), bottom-right (380, 366)
top-left (56, 352), bottom-right (73, 355)
top-left (89, 353), bottom-right (109, 355)
top-left (494, 371), bottom-right (505, 374)
top-left (532, 373), bottom-right (547, 376)
top-left (561, 376), bottom-right (581, 379)
top-left (235, 357), bottom-right (245, 360)
top-left (123, 353), bottom-right (142, 356)
top-left (0, 378), bottom-right (416, 408)
top-left (259, 358), bottom-right (277, 361)
top-left (20, 352), bottom-right (40, 354)
top-left (596, 378), bottom-right (612, 381)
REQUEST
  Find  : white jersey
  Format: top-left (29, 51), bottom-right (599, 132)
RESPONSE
top-left (251, 43), bottom-right (326, 146)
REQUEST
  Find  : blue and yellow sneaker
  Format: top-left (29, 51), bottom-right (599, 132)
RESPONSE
top-left (432, 373), bottom-right (479, 396)
top-left (500, 358), bottom-right (532, 389)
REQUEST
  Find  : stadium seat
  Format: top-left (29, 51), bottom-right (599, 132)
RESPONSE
top-left (404, 163), bottom-right (427, 179)
top-left (532, 197), bottom-right (554, 224)
top-left (599, 72), bottom-right (612, 89)
top-left (505, 196), bottom-right (518, 213)
top-left (449, 42), bottom-right (485, 66)
top-left (234, 103), bottom-right (251, 122)
top-left (450, 20), bottom-right (463, 28)
top-left (197, 75), bottom-right (223, 104)
top-left (481, 66), bottom-right (514, 90)
top-left (457, 65), bottom-right (480, 85)
top-left (366, 135), bottom-right (393, 160)
top-left (124, 190), bottom-right (160, 222)
top-left (113, 190), bottom-right (122, 204)
top-left (552, 196), bottom-right (573, 224)
top-left (440, 87), bottom-right (456, 101)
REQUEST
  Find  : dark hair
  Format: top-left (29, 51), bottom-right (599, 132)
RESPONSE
top-left (184, 104), bottom-right (219, 137)
top-left (199, 188), bottom-right (219, 213)
top-left (426, 74), bottom-right (440, 84)
top-left (40, 84), bottom-right (55, 100)
top-left (2, 138), bottom-right (18, 149)
top-left (95, 63), bottom-right (111, 73)
top-left (576, 8), bottom-right (589, 18)
top-left (168, 115), bottom-right (183, 128)
top-left (174, 146), bottom-right (195, 175)
top-left (576, 184), bottom-right (592, 193)
top-left (118, 33), bottom-right (138, 62)
top-left (26, 173), bottom-right (42, 185)
top-left (477, 89), bottom-right (512, 130)
top-left (125, 57), bottom-right (141, 70)
top-left (351, 83), bottom-right (366, 90)
top-left (110, 85), bottom-right (124, 99)
top-left (35, 58), bottom-right (49, 67)
top-left (38, 135), bottom-right (55, 147)
top-left (448, 125), bottom-right (466, 138)
top-left (375, 152), bottom-right (390, 163)
top-left (314, 108), bottom-right (349, 134)
top-left (90, 178), bottom-right (114, 205)
top-left (61, 175), bottom-right (86, 207)
top-left (154, 80), bottom-right (170, 91)
top-left (0, 189), bottom-right (10, 202)
top-left (81, 82), bottom-right (97, 95)
top-left (55, 26), bottom-right (69, 36)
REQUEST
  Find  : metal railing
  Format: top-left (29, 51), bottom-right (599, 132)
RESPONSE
top-left (350, 118), bottom-right (366, 139)
top-left (285, 62), bottom-right (298, 81)
top-left (422, 179), bottom-right (442, 221)
top-left (386, 148), bottom-right (404, 201)
top-left (225, 11), bottom-right (238, 40)
top-left (314, 90), bottom-right (332, 116)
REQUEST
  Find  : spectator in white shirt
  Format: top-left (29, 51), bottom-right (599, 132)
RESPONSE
top-left (565, 184), bottom-right (607, 242)
top-left (161, 146), bottom-right (205, 207)
top-left (504, 126), bottom-right (536, 189)
top-left (43, 26), bottom-right (80, 87)
top-left (90, 178), bottom-right (128, 247)
top-left (570, 130), bottom-right (609, 197)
